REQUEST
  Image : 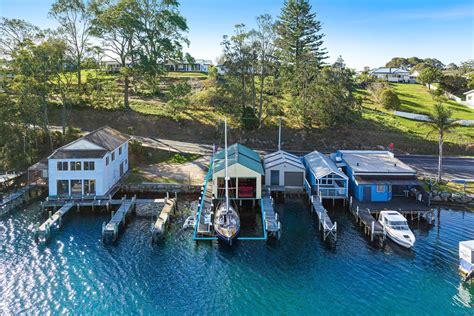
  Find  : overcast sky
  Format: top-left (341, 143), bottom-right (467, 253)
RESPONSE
top-left (1, 0), bottom-right (473, 70)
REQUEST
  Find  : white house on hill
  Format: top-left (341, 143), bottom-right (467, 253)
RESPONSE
top-left (464, 90), bottom-right (474, 106)
top-left (48, 126), bottom-right (131, 197)
top-left (369, 67), bottom-right (415, 83)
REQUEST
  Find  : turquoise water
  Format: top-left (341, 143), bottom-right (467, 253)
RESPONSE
top-left (1, 198), bottom-right (473, 314)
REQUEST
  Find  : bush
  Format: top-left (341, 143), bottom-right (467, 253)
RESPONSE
top-left (379, 89), bottom-right (401, 110)
top-left (241, 106), bottom-right (258, 130)
top-left (367, 81), bottom-right (389, 103)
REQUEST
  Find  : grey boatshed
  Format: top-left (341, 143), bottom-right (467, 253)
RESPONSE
top-left (264, 150), bottom-right (306, 189)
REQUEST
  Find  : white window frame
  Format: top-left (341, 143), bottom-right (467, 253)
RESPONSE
top-left (376, 184), bottom-right (385, 193)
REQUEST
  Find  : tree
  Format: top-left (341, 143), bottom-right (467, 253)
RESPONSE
top-left (131, 0), bottom-right (188, 95)
top-left (91, 0), bottom-right (137, 108)
top-left (0, 18), bottom-right (41, 58)
top-left (221, 24), bottom-right (254, 112)
top-left (303, 66), bottom-right (360, 127)
top-left (418, 66), bottom-right (442, 90)
top-left (385, 57), bottom-right (409, 69)
top-left (275, 0), bottom-right (327, 92)
top-left (425, 100), bottom-right (457, 182)
top-left (166, 81), bottom-right (191, 119)
top-left (49, 0), bottom-right (93, 89)
top-left (439, 75), bottom-right (467, 97)
top-left (255, 14), bottom-right (276, 128)
top-left (379, 89), bottom-right (400, 110)
top-left (423, 58), bottom-right (445, 70)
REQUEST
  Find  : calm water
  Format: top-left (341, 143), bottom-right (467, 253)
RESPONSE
top-left (1, 198), bottom-right (473, 315)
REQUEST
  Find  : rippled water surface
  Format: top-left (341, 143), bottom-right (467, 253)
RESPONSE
top-left (1, 198), bottom-right (474, 314)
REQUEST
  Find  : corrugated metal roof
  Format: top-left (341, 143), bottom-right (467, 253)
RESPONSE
top-left (49, 126), bottom-right (130, 160)
top-left (304, 151), bottom-right (347, 180)
top-left (338, 151), bottom-right (415, 175)
top-left (213, 143), bottom-right (263, 175)
top-left (369, 67), bottom-right (410, 75)
top-left (49, 149), bottom-right (108, 159)
top-left (264, 150), bottom-right (304, 170)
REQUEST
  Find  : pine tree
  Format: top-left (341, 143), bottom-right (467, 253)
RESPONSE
top-left (275, 0), bottom-right (327, 69)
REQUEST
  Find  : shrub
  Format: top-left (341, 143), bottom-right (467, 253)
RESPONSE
top-left (379, 89), bottom-right (401, 110)
top-left (241, 106), bottom-right (258, 130)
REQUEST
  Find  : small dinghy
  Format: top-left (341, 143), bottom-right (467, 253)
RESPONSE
top-left (183, 201), bottom-right (199, 230)
top-left (379, 211), bottom-right (415, 248)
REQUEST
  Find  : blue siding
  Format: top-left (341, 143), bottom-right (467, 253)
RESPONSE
top-left (344, 164), bottom-right (393, 202)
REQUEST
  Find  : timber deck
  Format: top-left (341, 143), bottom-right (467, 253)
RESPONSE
top-left (310, 196), bottom-right (337, 241)
top-left (0, 185), bottom-right (35, 215)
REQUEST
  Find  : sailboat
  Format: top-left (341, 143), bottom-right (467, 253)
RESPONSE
top-left (213, 119), bottom-right (240, 245)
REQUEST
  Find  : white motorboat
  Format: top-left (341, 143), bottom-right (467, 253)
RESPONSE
top-left (379, 211), bottom-right (415, 248)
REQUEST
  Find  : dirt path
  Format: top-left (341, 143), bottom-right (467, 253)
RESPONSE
top-left (138, 156), bottom-right (210, 185)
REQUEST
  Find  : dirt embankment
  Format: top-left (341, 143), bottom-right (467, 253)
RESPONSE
top-left (49, 107), bottom-right (474, 156)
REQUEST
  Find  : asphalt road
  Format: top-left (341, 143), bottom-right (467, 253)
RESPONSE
top-left (397, 155), bottom-right (474, 180)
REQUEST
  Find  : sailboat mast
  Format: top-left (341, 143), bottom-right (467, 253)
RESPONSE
top-left (224, 118), bottom-right (229, 213)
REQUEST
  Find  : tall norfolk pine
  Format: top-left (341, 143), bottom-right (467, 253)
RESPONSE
top-left (275, 0), bottom-right (327, 76)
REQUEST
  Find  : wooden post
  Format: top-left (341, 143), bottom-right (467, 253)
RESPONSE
top-left (371, 221), bottom-right (375, 242)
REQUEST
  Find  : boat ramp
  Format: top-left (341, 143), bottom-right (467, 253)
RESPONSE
top-left (262, 192), bottom-right (281, 240)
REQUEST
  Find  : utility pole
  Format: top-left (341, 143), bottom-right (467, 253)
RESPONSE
top-left (278, 117), bottom-right (282, 151)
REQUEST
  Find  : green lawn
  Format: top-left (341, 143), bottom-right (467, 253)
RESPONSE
top-left (167, 71), bottom-right (208, 79)
top-left (390, 83), bottom-right (474, 120)
top-left (124, 167), bottom-right (183, 184)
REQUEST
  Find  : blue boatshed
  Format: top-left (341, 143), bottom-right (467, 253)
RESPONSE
top-left (335, 150), bottom-right (418, 202)
top-left (303, 151), bottom-right (348, 199)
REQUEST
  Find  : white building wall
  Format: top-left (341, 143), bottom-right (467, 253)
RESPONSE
top-left (466, 92), bottom-right (474, 106)
top-left (264, 164), bottom-right (305, 187)
top-left (48, 158), bottom-right (105, 196)
top-left (48, 141), bottom-right (129, 197)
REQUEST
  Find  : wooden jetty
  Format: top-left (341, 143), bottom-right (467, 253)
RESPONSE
top-left (151, 195), bottom-right (177, 242)
top-left (1, 185), bottom-right (43, 216)
top-left (348, 196), bottom-right (434, 242)
top-left (262, 193), bottom-right (280, 240)
top-left (350, 204), bottom-right (384, 242)
top-left (35, 202), bottom-right (74, 242)
top-left (195, 173), bottom-right (215, 239)
top-left (102, 197), bottom-right (136, 242)
top-left (310, 196), bottom-right (337, 241)
top-left (304, 179), bottom-right (337, 242)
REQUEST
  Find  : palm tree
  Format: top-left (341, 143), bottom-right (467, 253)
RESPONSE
top-left (425, 100), bottom-right (457, 182)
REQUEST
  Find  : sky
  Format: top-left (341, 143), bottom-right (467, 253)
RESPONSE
top-left (0, 0), bottom-right (473, 70)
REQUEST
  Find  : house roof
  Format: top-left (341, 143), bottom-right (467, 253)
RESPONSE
top-left (370, 67), bottom-right (410, 75)
top-left (463, 89), bottom-right (474, 95)
top-left (337, 150), bottom-right (416, 175)
top-left (304, 151), bottom-right (347, 180)
top-left (50, 149), bottom-right (109, 159)
top-left (213, 143), bottom-right (263, 175)
top-left (354, 175), bottom-right (419, 186)
top-left (49, 126), bottom-right (130, 160)
top-left (264, 150), bottom-right (305, 170)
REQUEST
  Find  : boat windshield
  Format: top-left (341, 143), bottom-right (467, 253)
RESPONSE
top-left (388, 220), bottom-right (409, 230)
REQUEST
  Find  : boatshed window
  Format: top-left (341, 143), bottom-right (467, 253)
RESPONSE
top-left (119, 146), bottom-right (122, 155)
top-left (376, 185), bottom-right (385, 193)
top-left (106, 157), bottom-right (109, 166)
top-left (57, 180), bottom-right (69, 195)
top-left (70, 161), bottom-right (82, 171)
top-left (84, 161), bottom-right (95, 171)
top-left (111, 152), bottom-right (115, 161)
top-left (57, 161), bottom-right (68, 171)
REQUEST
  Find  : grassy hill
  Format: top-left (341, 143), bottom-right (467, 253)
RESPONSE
top-left (47, 79), bottom-right (474, 156)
